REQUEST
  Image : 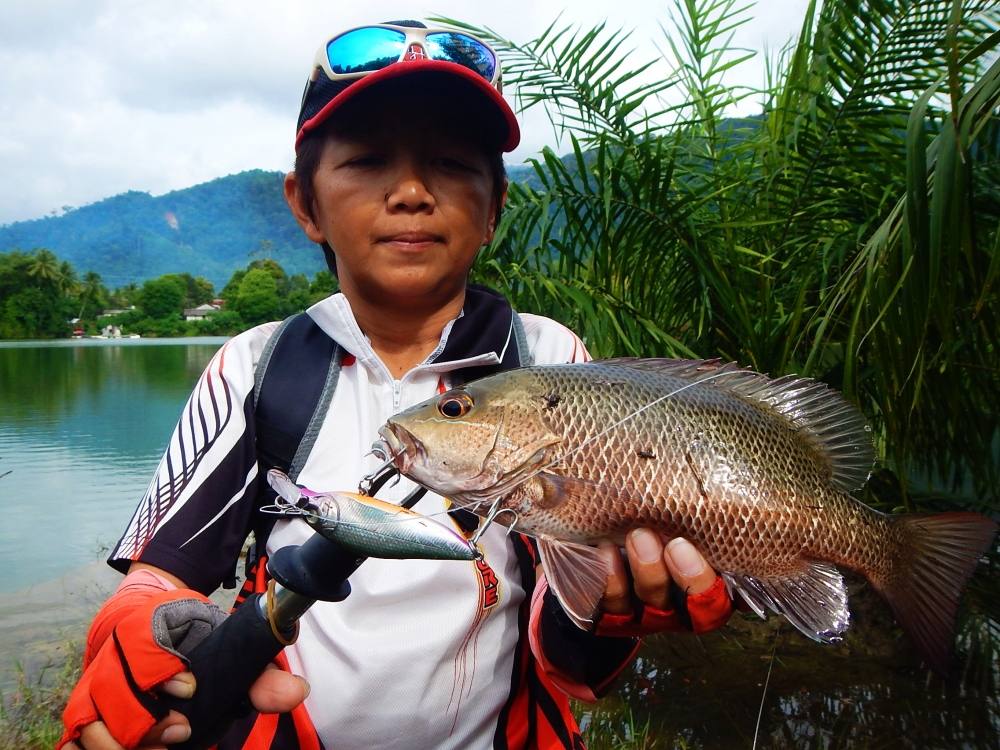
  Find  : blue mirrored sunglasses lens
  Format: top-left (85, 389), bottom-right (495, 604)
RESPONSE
top-left (327, 28), bottom-right (406, 75)
top-left (425, 33), bottom-right (496, 80)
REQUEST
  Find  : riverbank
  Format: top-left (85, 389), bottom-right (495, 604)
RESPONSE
top-left (0, 561), bottom-right (239, 692)
top-left (0, 561), bottom-right (118, 691)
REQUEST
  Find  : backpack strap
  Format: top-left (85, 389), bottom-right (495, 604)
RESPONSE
top-left (512, 310), bottom-right (533, 367)
top-left (244, 312), bottom-right (342, 574)
top-left (254, 313), bottom-right (342, 482)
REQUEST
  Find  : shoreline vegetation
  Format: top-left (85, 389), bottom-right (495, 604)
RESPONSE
top-left (0, 251), bottom-right (338, 340)
top-left (2, 0), bottom-right (998, 745)
top-left (0, 563), bottom-right (115, 749)
top-left (0, 563), bottom-right (241, 749)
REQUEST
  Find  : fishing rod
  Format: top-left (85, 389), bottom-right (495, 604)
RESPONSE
top-left (162, 460), bottom-right (417, 750)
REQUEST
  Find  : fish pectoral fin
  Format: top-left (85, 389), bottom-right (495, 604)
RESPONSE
top-left (535, 472), bottom-right (624, 510)
top-left (722, 560), bottom-right (849, 644)
top-left (538, 536), bottom-right (609, 631)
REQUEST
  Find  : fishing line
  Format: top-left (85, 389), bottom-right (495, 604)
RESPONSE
top-left (526, 367), bottom-right (736, 481)
top-left (751, 626), bottom-right (781, 750)
top-left (464, 369), bottom-right (735, 539)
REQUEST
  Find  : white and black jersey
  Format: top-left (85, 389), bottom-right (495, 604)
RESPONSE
top-left (110, 286), bottom-right (605, 750)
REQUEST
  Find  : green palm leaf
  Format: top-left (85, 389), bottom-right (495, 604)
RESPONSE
top-left (454, 0), bottom-right (999, 505)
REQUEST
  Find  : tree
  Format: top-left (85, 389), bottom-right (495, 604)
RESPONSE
top-left (234, 268), bottom-right (280, 324)
top-left (282, 273), bottom-right (312, 313)
top-left (0, 285), bottom-right (73, 338)
top-left (139, 276), bottom-right (186, 319)
top-left (249, 258), bottom-right (289, 294)
top-left (310, 270), bottom-right (337, 298)
top-left (109, 282), bottom-right (141, 308)
top-left (162, 273), bottom-right (215, 307)
top-left (26, 248), bottom-right (63, 290)
top-left (77, 271), bottom-right (109, 319)
top-left (220, 268), bottom-right (246, 308)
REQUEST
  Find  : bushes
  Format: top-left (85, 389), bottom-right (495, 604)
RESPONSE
top-left (0, 251), bottom-right (338, 339)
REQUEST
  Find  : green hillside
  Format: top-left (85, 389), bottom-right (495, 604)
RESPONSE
top-left (0, 165), bottom-right (537, 289)
top-left (0, 171), bottom-right (318, 289)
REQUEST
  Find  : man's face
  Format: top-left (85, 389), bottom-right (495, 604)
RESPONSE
top-left (290, 95), bottom-right (499, 308)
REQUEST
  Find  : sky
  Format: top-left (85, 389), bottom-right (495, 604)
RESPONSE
top-left (0, 0), bottom-right (810, 226)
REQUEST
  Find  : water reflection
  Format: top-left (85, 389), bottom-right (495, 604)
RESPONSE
top-left (583, 582), bottom-right (998, 748)
top-left (0, 339), bottom-right (220, 423)
top-left (0, 339), bottom-right (226, 590)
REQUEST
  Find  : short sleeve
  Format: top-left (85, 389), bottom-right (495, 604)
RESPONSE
top-left (518, 313), bottom-right (591, 365)
top-left (108, 323), bottom-right (278, 594)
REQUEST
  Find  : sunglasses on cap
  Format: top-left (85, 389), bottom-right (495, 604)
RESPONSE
top-left (295, 22), bottom-right (519, 152)
top-left (314, 24), bottom-right (501, 88)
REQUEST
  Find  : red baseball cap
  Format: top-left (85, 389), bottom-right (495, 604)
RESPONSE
top-left (295, 21), bottom-right (520, 152)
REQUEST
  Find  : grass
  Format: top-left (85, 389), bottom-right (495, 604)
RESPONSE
top-left (0, 640), bottom-right (81, 750)
top-left (580, 705), bottom-right (674, 749)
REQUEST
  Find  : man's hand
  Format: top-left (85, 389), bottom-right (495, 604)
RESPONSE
top-left (64, 666), bottom-right (309, 750)
top-left (597, 529), bottom-right (731, 636)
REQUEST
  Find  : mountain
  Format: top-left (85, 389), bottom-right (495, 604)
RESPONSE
top-left (0, 164), bottom-right (539, 290)
top-left (0, 170), bottom-right (318, 289)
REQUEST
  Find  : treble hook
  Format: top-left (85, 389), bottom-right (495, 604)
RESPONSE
top-left (358, 457), bottom-right (400, 497)
top-left (469, 498), bottom-right (519, 545)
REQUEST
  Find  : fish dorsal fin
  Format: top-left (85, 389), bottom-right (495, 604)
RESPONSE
top-left (592, 358), bottom-right (874, 491)
top-left (722, 561), bottom-right (850, 644)
top-left (537, 535), bottom-right (609, 631)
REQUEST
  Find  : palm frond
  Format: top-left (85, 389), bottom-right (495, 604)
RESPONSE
top-left (463, 1), bottom-right (1000, 505)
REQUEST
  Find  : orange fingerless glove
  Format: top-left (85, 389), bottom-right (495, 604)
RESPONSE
top-left (595, 576), bottom-right (733, 637)
top-left (58, 587), bottom-right (225, 749)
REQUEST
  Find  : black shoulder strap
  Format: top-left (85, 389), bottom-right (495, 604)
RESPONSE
top-left (254, 312), bottom-right (341, 481)
top-left (248, 300), bottom-right (531, 546)
top-left (240, 312), bottom-right (342, 575)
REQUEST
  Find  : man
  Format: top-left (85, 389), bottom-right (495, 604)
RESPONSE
top-left (61, 20), bottom-right (731, 750)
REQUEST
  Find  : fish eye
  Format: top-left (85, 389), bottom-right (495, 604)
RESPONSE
top-left (438, 391), bottom-right (474, 418)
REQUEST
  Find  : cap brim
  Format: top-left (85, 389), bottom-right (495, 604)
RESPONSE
top-left (296, 59), bottom-right (520, 152)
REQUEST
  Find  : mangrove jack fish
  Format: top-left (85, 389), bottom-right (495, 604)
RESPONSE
top-left (265, 470), bottom-right (476, 561)
top-left (378, 359), bottom-right (997, 671)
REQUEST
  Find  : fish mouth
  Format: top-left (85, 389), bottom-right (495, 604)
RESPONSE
top-left (376, 422), bottom-right (424, 474)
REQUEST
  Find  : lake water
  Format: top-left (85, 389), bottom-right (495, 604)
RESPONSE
top-left (0, 338), bottom-right (996, 746)
top-left (0, 338), bottom-right (227, 593)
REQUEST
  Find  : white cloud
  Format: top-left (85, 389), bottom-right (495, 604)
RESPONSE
top-left (0, 0), bottom-right (809, 224)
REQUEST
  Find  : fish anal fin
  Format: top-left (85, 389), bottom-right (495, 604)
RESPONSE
top-left (538, 535), bottom-right (609, 631)
top-left (722, 560), bottom-right (850, 644)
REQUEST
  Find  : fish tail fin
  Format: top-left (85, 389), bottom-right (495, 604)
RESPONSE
top-left (874, 512), bottom-right (996, 673)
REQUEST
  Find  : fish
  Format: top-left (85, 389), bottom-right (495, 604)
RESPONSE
top-left (265, 469), bottom-right (477, 561)
top-left (376, 358), bottom-right (997, 671)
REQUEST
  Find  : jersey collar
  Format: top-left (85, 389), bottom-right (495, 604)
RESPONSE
top-left (305, 285), bottom-right (522, 377)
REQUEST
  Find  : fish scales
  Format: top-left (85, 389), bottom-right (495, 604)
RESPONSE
top-left (504, 365), bottom-right (888, 580)
top-left (379, 358), bottom-right (996, 672)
